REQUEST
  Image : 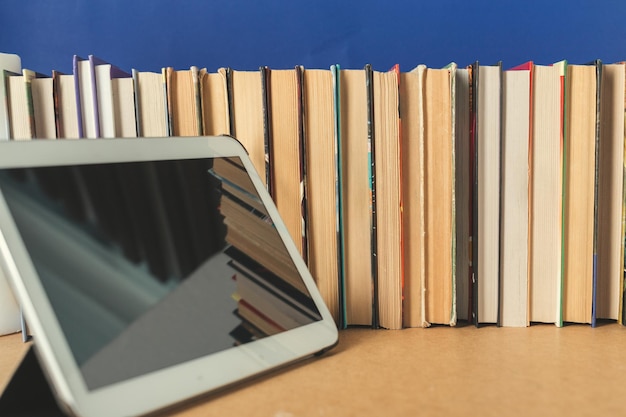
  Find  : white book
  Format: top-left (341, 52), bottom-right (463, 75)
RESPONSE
top-left (32, 76), bottom-right (57, 139)
top-left (476, 64), bottom-right (502, 325)
top-left (529, 64), bottom-right (562, 324)
top-left (96, 64), bottom-right (116, 138)
top-left (500, 66), bottom-right (531, 327)
top-left (95, 59), bottom-right (132, 138)
top-left (56, 71), bottom-right (80, 139)
top-left (76, 57), bottom-right (99, 138)
top-left (112, 77), bottom-right (137, 137)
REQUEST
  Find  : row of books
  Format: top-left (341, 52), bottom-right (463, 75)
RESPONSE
top-left (1, 51), bottom-right (624, 332)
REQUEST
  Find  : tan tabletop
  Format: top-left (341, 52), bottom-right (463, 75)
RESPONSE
top-left (2, 324), bottom-right (626, 416)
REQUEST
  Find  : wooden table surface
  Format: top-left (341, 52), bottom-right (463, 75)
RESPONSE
top-left (2, 324), bottom-right (626, 416)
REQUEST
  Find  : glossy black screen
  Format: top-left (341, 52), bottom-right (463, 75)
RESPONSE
top-left (0, 156), bottom-right (321, 390)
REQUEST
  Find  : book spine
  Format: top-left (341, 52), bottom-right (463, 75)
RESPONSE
top-left (165, 67), bottom-right (175, 136)
top-left (260, 66), bottom-right (273, 196)
top-left (591, 60), bottom-right (602, 327)
top-left (365, 64), bottom-right (379, 329)
top-left (331, 64), bottom-right (347, 329)
top-left (131, 69), bottom-right (142, 137)
top-left (621, 84), bottom-right (626, 325)
top-left (162, 68), bottom-right (171, 136)
top-left (73, 55), bottom-right (84, 138)
top-left (496, 61), bottom-right (503, 328)
top-left (225, 67), bottom-right (235, 138)
top-left (88, 56), bottom-right (101, 138)
top-left (557, 61), bottom-right (568, 328)
top-left (22, 69), bottom-right (37, 139)
top-left (470, 62), bottom-right (479, 326)
top-left (192, 66), bottom-right (203, 135)
top-left (449, 63), bottom-right (458, 326)
top-left (296, 65), bottom-right (309, 265)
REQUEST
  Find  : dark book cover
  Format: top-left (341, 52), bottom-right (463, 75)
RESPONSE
top-left (224, 67), bottom-right (235, 139)
top-left (295, 65), bottom-right (309, 264)
top-left (590, 59), bottom-right (602, 328)
top-left (470, 61), bottom-right (479, 327)
top-left (495, 60), bottom-right (503, 328)
top-left (365, 63), bottom-right (379, 329)
top-left (72, 55), bottom-right (85, 138)
top-left (260, 66), bottom-right (273, 196)
top-left (331, 64), bottom-right (347, 329)
top-left (51, 70), bottom-right (63, 138)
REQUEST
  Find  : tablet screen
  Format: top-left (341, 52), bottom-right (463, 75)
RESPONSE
top-left (0, 156), bottom-right (322, 390)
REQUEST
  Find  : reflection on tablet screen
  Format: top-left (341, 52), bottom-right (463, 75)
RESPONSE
top-left (0, 156), bottom-right (321, 390)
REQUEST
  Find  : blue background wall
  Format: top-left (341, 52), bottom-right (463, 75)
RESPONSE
top-left (2, 0), bottom-right (626, 74)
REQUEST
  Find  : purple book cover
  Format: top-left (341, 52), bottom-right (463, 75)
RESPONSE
top-left (74, 55), bottom-right (130, 138)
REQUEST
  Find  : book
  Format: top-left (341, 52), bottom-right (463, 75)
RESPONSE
top-left (302, 67), bottom-right (342, 324)
top-left (111, 76), bottom-right (137, 137)
top-left (529, 63), bottom-right (563, 324)
top-left (595, 62), bottom-right (625, 321)
top-left (166, 66), bottom-right (203, 136)
top-left (455, 66), bottom-right (472, 322)
top-left (473, 62), bottom-right (503, 326)
top-left (6, 69), bottom-right (41, 140)
top-left (562, 63), bottom-right (597, 324)
top-left (372, 65), bottom-right (403, 330)
top-left (73, 55), bottom-right (99, 138)
top-left (132, 68), bottom-right (169, 137)
top-left (400, 65), bottom-right (426, 328)
top-left (265, 66), bottom-right (307, 257)
top-left (0, 52), bottom-right (21, 139)
top-left (200, 68), bottom-right (230, 136)
top-left (339, 67), bottom-right (373, 326)
top-left (31, 73), bottom-right (56, 139)
top-left (590, 61), bottom-right (603, 327)
top-left (622, 65), bottom-right (626, 326)
top-left (226, 68), bottom-right (268, 189)
top-left (94, 59), bottom-right (133, 138)
top-left (500, 63), bottom-right (531, 327)
top-left (423, 64), bottom-right (456, 326)
top-left (53, 70), bottom-right (80, 139)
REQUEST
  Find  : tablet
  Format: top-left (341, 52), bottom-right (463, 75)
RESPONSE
top-left (0, 136), bottom-right (338, 417)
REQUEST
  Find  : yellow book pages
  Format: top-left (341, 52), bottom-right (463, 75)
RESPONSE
top-left (133, 69), bottom-right (168, 137)
top-left (400, 67), bottom-right (425, 328)
top-left (423, 67), bottom-right (454, 325)
top-left (230, 69), bottom-right (267, 188)
top-left (268, 68), bottom-right (305, 256)
top-left (167, 66), bottom-right (201, 137)
top-left (340, 69), bottom-right (372, 326)
top-left (201, 68), bottom-right (230, 136)
top-left (373, 67), bottom-right (402, 330)
top-left (112, 77), bottom-right (137, 138)
top-left (303, 68), bottom-right (341, 323)
top-left (563, 64), bottom-right (596, 323)
top-left (529, 64), bottom-right (562, 324)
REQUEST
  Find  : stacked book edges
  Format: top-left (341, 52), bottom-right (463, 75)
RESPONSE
top-left (3, 52), bottom-right (626, 330)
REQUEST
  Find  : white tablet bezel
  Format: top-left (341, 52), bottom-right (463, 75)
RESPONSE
top-left (0, 136), bottom-right (338, 417)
